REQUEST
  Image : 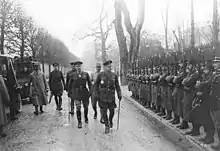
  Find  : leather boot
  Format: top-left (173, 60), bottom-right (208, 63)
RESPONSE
top-left (84, 108), bottom-right (88, 123)
top-left (109, 109), bottom-right (114, 128)
top-left (203, 130), bottom-right (214, 144)
top-left (211, 128), bottom-right (220, 150)
top-left (155, 106), bottom-right (161, 113)
top-left (40, 106), bottom-right (44, 113)
top-left (191, 124), bottom-right (200, 136)
top-left (171, 114), bottom-right (180, 124)
top-left (185, 123), bottom-right (200, 136)
top-left (55, 97), bottom-right (59, 110)
top-left (178, 120), bottom-right (189, 129)
top-left (158, 108), bottom-right (166, 116)
top-left (77, 110), bottom-right (82, 128)
top-left (165, 110), bottom-right (172, 120)
top-left (105, 125), bottom-right (110, 133)
top-left (58, 96), bottom-right (62, 110)
top-left (34, 105), bottom-right (38, 115)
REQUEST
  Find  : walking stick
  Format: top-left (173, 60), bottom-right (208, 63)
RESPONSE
top-left (117, 99), bottom-right (121, 130)
top-left (68, 96), bottom-right (70, 122)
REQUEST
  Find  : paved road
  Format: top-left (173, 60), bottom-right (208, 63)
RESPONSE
top-left (0, 92), bottom-right (201, 151)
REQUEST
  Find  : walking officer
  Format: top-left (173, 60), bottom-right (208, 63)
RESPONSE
top-left (91, 63), bottom-right (104, 123)
top-left (66, 62), bottom-right (76, 115)
top-left (93, 60), bottom-right (122, 133)
top-left (68, 61), bottom-right (92, 128)
top-left (49, 62), bottom-right (65, 110)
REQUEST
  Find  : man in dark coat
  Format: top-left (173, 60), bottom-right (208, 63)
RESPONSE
top-left (93, 60), bottom-right (122, 133)
top-left (66, 62), bottom-right (76, 115)
top-left (68, 61), bottom-right (92, 128)
top-left (49, 62), bottom-right (65, 110)
top-left (91, 63), bottom-right (103, 122)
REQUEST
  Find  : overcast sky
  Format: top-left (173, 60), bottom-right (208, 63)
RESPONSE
top-left (18, 0), bottom-right (213, 58)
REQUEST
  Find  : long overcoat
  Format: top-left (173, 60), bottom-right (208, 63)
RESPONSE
top-left (29, 71), bottom-right (49, 106)
top-left (0, 75), bottom-right (10, 125)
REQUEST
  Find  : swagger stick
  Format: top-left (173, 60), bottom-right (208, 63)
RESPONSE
top-left (117, 99), bottom-right (121, 130)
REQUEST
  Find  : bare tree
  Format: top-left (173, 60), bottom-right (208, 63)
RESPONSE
top-left (114, 0), bottom-right (145, 85)
top-left (213, 0), bottom-right (219, 56)
top-left (79, 0), bottom-right (114, 63)
top-left (161, 2), bottom-right (169, 51)
top-left (0, 0), bottom-right (17, 54)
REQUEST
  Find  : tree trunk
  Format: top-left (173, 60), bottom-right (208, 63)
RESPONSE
top-left (101, 38), bottom-right (107, 63)
top-left (213, 0), bottom-right (219, 56)
top-left (20, 22), bottom-right (24, 61)
top-left (115, 2), bottom-right (129, 85)
top-left (190, 0), bottom-right (195, 49)
top-left (0, 14), bottom-right (5, 54)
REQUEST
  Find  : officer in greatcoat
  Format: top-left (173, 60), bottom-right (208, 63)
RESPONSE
top-left (66, 62), bottom-right (76, 115)
top-left (93, 60), bottom-right (122, 133)
top-left (49, 62), bottom-right (65, 110)
top-left (29, 63), bottom-right (49, 115)
top-left (68, 61), bottom-right (92, 128)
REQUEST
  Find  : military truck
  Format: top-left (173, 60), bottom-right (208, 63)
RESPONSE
top-left (0, 54), bottom-right (22, 112)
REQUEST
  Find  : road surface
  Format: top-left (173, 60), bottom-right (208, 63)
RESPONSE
top-left (0, 92), bottom-right (201, 151)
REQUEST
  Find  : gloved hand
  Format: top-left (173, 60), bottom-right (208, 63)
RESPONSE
top-left (118, 94), bottom-right (122, 101)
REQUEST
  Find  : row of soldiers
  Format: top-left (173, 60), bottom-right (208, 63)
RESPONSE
top-left (127, 54), bottom-right (220, 149)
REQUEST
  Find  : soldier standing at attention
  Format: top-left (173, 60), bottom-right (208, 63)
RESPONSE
top-left (93, 60), bottom-right (122, 133)
top-left (66, 62), bottom-right (76, 115)
top-left (68, 61), bottom-right (92, 128)
top-left (91, 63), bottom-right (104, 123)
top-left (210, 57), bottom-right (220, 149)
top-left (49, 62), bottom-right (65, 111)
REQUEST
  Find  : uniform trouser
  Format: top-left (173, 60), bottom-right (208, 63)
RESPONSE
top-left (70, 99), bottom-right (74, 111)
top-left (101, 108), bottom-right (115, 127)
top-left (99, 101), bottom-right (116, 127)
top-left (91, 95), bottom-right (98, 113)
top-left (75, 99), bottom-right (89, 122)
top-left (54, 95), bottom-right (62, 109)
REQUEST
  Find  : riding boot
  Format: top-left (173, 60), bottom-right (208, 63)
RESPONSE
top-left (77, 110), bottom-right (82, 128)
top-left (55, 96), bottom-right (59, 110)
top-left (185, 123), bottom-right (200, 136)
top-left (171, 114), bottom-right (180, 124)
top-left (58, 96), bottom-right (62, 110)
top-left (155, 106), bottom-right (161, 113)
top-left (69, 99), bottom-right (74, 115)
top-left (40, 106), bottom-right (44, 113)
top-left (100, 109), bottom-right (105, 124)
top-left (191, 124), bottom-right (200, 136)
top-left (177, 120), bottom-right (189, 129)
top-left (109, 109), bottom-right (115, 128)
top-left (165, 110), bottom-right (172, 120)
top-left (84, 108), bottom-right (88, 123)
top-left (211, 128), bottom-right (220, 149)
top-left (158, 108), bottom-right (166, 116)
top-left (34, 105), bottom-right (38, 115)
top-left (203, 129), bottom-right (215, 144)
